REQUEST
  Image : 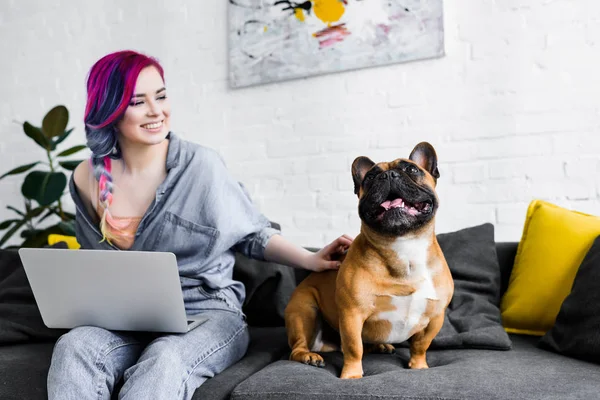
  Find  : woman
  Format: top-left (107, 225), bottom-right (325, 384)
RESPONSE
top-left (47, 50), bottom-right (352, 400)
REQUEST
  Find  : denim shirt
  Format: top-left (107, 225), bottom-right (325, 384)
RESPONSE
top-left (69, 132), bottom-right (280, 311)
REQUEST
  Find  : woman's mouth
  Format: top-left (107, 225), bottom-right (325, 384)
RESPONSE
top-left (141, 121), bottom-right (163, 132)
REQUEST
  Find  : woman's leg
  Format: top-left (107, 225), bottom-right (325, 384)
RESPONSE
top-left (118, 307), bottom-right (249, 400)
top-left (47, 326), bottom-right (145, 400)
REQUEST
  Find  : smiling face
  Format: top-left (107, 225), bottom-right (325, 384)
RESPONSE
top-left (352, 143), bottom-right (440, 236)
top-left (116, 66), bottom-right (171, 146)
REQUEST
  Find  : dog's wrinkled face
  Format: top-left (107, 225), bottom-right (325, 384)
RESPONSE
top-left (352, 142), bottom-right (440, 236)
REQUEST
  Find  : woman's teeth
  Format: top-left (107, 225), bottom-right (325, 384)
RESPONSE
top-left (142, 121), bottom-right (162, 129)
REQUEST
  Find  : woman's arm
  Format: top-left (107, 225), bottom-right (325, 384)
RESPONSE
top-left (207, 149), bottom-right (354, 269)
top-left (264, 233), bottom-right (354, 272)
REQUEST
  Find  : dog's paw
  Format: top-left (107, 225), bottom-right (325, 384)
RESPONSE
top-left (291, 351), bottom-right (325, 368)
top-left (340, 365), bottom-right (363, 379)
top-left (368, 343), bottom-right (396, 354)
top-left (408, 357), bottom-right (429, 369)
top-left (340, 372), bottom-right (363, 379)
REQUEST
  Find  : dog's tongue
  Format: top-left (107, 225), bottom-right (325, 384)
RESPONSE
top-left (381, 198), bottom-right (404, 210)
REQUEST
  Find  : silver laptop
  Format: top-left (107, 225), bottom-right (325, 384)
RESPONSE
top-left (18, 248), bottom-right (207, 333)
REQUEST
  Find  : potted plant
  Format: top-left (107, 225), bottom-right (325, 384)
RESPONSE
top-left (0, 105), bottom-right (87, 249)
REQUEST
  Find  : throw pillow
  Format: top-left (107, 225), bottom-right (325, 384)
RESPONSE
top-left (429, 223), bottom-right (511, 349)
top-left (500, 200), bottom-right (600, 336)
top-left (233, 252), bottom-right (296, 327)
top-left (539, 235), bottom-right (600, 363)
top-left (232, 220), bottom-right (298, 327)
top-left (389, 223), bottom-right (511, 350)
top-left (48, 234), bottom-right (80, 249)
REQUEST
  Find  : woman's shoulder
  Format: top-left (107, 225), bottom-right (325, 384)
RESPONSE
top-left (72, 159), bottom-right (98, 219)
top-left (178, 136), bottom-right (227, 169)
top-left (73, 160), bottom-right (91, 194)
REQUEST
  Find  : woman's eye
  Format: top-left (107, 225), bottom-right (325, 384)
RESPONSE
top-left (157, 95), bottom-right (167, 101)
top-left (129, 100), bottom-right (144, 106)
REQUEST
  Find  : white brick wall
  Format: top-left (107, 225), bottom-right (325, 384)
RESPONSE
top-left (1, 0), bottom-right (600, 247)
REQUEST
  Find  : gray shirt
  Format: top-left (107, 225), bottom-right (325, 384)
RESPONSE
top-left (69, 132), bottom-right (280, 310)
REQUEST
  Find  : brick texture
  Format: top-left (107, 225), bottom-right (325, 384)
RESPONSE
top-left (1, 0), bottom-right (600, 246)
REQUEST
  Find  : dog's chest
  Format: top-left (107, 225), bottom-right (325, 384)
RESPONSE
top-left (369, 238), bottom-right (441, 344)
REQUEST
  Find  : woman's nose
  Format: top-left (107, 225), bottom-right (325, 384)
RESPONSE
top-left (146, 99), bottom-right (161, 116)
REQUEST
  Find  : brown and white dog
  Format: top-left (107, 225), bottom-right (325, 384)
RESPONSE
top-left (285, 142), bottom-right (454, 379)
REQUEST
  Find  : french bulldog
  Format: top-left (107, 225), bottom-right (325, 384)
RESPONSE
top-left (285, 142), bottom-right (453, 379)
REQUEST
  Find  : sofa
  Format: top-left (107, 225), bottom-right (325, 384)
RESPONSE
top-left (1, 223), bottom-right (599, 400)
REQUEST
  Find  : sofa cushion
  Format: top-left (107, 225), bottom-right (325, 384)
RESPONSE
top-left (0, 342), bottom-right (54, 400)
top-left (0, 246), bottom-right (68, 344)
top-left (0, 326), bottom-right (290, 400)
top-left (232, 334), bottom-right (600, 400)
top-left (192, 327), bottom-right (289, 400)
top-left (539, 235), bottom-right (600, 364)
top-left (501, 200), bottom-right (600, 336)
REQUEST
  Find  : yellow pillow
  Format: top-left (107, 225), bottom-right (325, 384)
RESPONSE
top-left (500, 200), bottom-right (600, 336)
top-left (48, 234), bottom-right (81, 250)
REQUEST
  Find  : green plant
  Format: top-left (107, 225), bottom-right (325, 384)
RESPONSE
top-left (0, 105), bottom-right (87, 249)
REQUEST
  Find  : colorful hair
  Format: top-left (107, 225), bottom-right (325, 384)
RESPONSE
top-left (84, 50), bottom-right (164, 243)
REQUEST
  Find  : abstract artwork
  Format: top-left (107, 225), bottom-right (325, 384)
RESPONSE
top-left (228, 0), bottom-right (444, 88)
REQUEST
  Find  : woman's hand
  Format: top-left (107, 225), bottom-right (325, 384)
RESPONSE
top-left (304, 234), bottom-right (354, 272)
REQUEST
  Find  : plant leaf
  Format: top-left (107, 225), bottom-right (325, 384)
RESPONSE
top-left (25, 206), bottom-right (47, 219)
top-left (0, 162), bottom-right (40, 180)
top-left (57, 145), bottom-right (87, 157)
top-left (22, 171), bottom-right (67, 206)
top-left (0, 219), bottom-right (27, 247)
top-left (23, 122), bottom-right (50, 149)
top-left (7, 206), bottom-right (25, 217)
top-left (59, 160), bottom-right (83, 171)
top-left (53, 127), bottom-right (75, 148)
top-left (1, 205), bottom-right (55, 247)
top-left (19, 224), bottom-right (65, 248)
top-left (52, 208), bottom-right (75, 220)
top-left (38, 209), bottom-right (57, 223)
top-left (42, 105), bottom-right (69, 138)
top-left (0, 219), bottom-right (20, 230)
top-left (21, 228), bottom-right (40, 239)
top-left (58, 220), bottom-right (76, 236)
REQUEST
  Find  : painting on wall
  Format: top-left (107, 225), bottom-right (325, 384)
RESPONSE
top-left (228, 0), bottom-right (444, 88)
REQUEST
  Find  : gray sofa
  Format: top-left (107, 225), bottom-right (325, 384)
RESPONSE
top-left (1, 226), bottom-right (599, 400)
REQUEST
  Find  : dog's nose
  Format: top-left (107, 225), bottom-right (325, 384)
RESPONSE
top-left (380, 170), bottom-right (399, 180)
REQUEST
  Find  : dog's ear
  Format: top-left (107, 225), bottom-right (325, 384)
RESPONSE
top-left (409, 142), bottom-right (440, 180)
top-left (352, 156), bottom-right (376, 196)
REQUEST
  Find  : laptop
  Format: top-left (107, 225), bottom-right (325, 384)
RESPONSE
top-left (18, 248), bottom-right (207, 333)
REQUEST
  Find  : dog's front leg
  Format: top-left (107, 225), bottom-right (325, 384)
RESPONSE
top-left (339, 310), bottom-right (366, 379)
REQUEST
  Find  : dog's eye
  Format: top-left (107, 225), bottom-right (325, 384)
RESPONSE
top-left (405, 165), bottom-right (419, 175)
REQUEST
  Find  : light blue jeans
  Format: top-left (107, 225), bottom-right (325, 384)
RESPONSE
top-left (47, 297), bottom-right (249, 400)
